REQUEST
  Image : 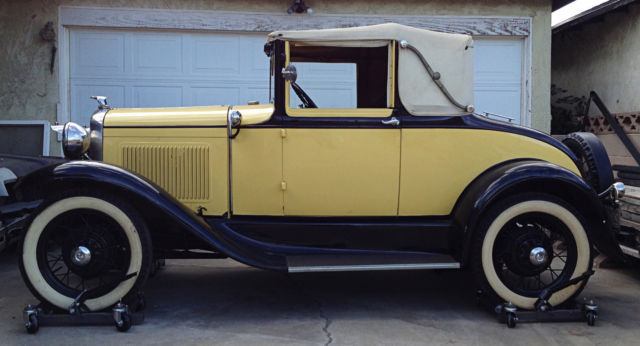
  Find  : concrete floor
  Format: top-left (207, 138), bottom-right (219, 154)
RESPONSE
top-left (1, 251), bottom-right (639, 346)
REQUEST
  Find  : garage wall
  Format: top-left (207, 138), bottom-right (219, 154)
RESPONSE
top-left (0, 0), bottom-right (552, 156)
top-left (552, 3), bottom-right (640, 116)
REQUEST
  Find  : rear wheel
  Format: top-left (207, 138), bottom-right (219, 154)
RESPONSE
top-left (19, 191), bottom-right (152, 311)
top-left (471, 193), bottom-right (592, 309)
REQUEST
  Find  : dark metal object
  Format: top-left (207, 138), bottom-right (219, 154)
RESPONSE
top-left (287, 0), bottom-right (311, 14)
top-left (39, 22), bottom-right (57, 74)
top-left (22, 302), bottom-right (143, 333)
top-left (490, 270), bottom-right (597, 328)
top-left (584, 91), bottom-right (640, 165)
top-left (495, 301), bottom-right (598, 327)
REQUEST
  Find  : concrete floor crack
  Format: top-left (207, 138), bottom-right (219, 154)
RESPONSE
top-left (287, 275), bottom-right (333, 346)
top-left (319, 304), bottom-right (333, 346)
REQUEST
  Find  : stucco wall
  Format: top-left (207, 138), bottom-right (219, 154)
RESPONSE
top-left (552, 3), bottom-right (640, 116)
top-left (0, 0), bottom-right (552, 156)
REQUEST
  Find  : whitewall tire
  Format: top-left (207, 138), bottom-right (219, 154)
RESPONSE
top-left (19, 192), bottom-right (152, 311)
top-left (471, 193), bottom-right (592, 310)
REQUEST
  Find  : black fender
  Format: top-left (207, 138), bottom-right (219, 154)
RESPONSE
top-left (12, 160), bottom-right (290, 270)
top-left (453, 159), bottom-right (625, 265)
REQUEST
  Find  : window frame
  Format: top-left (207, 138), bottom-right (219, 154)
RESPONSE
top-left (284, 41), bottom-right (396, 118)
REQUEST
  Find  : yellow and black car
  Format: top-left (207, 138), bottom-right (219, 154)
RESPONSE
top-left (0, 24), bottom-right (627, 316)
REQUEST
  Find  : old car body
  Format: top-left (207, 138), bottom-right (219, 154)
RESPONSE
top-left (0, 24), bottom-right (626, 314)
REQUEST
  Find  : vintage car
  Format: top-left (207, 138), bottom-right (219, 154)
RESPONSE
top-left (0, 24), bottom-right (628, 320)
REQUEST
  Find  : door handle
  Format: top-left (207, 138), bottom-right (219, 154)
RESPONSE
top-left (381, 117), bottom-right (400, 126)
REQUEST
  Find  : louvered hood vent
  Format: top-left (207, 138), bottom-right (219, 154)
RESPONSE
top-left (121, 144), bottom-right (210, 201)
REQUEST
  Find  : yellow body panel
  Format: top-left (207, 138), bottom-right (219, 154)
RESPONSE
top-left (103, 128), bottom-right (228, 215)
top-left (283, 129), bottom-right (400, 216)
top-left (105, 104), bottom-right (274, 127)
top-left (232, 129), bottom-right (283, 215)
top-left (398, 129), bottom-right (581, 216)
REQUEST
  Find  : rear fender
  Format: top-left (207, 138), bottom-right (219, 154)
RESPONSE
top-left (453, 160), bottom-right (625, 265)
top-left (13, 161), bottom-right (287, 270)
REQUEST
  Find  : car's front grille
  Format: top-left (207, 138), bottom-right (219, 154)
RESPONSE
top-left (121, 144), bottom-right (210, 201)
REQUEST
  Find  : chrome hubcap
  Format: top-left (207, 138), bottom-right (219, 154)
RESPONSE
top-left (529, 247), bottom-right (548, 266)
top-left (71, 246), bottom-right (92, 266)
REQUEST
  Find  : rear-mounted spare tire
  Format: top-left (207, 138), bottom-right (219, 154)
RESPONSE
top-left (562, 132), bottom-right (614, 193)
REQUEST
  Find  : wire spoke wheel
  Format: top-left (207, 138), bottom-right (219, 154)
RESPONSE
top-left (20, 193), bottom-right (152, 311)
top-left (471, 193), bottom-right (591, 310)
top-left (36, 209), bottom-right (132, 299)
top-left (492, 213), bottom-right (577, 298)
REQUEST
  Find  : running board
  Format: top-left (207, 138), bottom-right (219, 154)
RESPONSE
top-left (287, 253), bottom-right (460, 273)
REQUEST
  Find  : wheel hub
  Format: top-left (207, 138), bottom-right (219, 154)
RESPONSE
top-left (71, 246), bottom-right (92, 266)
top-left (498, 223), bottom-right (552, 276)
top-left (529, 247), bottom-right (548, 266)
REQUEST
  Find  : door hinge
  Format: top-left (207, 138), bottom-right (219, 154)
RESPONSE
top-left (281, 181), bottom-right (287, 191)
top-left (281, 129), bottom-right (287, 138)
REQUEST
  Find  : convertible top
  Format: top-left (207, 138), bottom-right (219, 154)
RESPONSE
top-left (268, 23), bottom-right (474, 116)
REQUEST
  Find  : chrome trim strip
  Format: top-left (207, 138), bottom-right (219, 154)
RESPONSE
top-left (89, 108), bottom-right (107, 161)
top-left (0, 168), bottom-right (17, 197)
top-left (226, 106), bottom-right (233, 218)
top-left (288, 262), bottom-right (460, 273)
top-left (620, 244), bottom-right (640, 259)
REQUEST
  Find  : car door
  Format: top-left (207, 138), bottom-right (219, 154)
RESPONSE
top-left (281, 41), bottom-right (401, 216)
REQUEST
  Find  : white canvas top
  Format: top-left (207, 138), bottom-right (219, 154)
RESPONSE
top-left (268, 23), bottom-right (474, 116)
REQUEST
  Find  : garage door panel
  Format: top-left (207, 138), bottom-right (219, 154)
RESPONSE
top-left (133, 34), bottom-right (183, 74)
top-left (474, 88), bottom-right (521, 123)
top-left (473, 39), bottom-right (523, 124)
top-left (246, 87), bottom-right (270, 104)
top-left (193, 37), bottom-right (239, 75)
top-left (70, 29), bottom-right (270, 122)
top-left (191, 87), bottom-right (239, 106)
top-left (243, 35), bottom-right (271, 74)
top-left (71, 32), bottom-right (125, 76)
top-left (133, 86), bottom-right (183, 108)
top-left (71, 84), bottom-right (125, 125)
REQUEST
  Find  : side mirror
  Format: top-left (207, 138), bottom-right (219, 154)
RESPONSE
top-left (282, 64), bottom-right (297, 83)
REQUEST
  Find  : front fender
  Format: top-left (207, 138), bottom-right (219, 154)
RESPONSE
top-left (12, 160), bottom-right (287, 270)
top-left (453, 159), bottom-right (625, 265)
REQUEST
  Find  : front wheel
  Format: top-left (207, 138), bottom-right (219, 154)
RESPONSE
top-left (471, 193), bottom-right (592, 310)
top-left (19, 191), bottom-right (152, 311)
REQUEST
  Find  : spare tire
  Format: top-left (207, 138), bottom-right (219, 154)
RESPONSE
top-left (562, 132), bottom-right (614, 193)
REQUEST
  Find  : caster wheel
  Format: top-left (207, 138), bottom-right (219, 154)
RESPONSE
top-left (506, 312), bottom-right (517, 328)
top-left (116, 312), bottom-right (132, 332)
top-left (25, 314), bottom-right (39, 334)
top-left (586, 311), bottom-right (596, 326)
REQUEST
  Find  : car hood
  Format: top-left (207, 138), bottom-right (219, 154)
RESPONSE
top-left (104, 104), bottom-right (275, 127)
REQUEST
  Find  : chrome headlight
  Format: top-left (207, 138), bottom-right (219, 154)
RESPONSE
top-left (62, 122), bottom-right (90, 159)
top-left (89, 109), bottom-right (107, 160)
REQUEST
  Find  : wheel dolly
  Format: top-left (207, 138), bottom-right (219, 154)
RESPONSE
top-left (22, 283), bottom-right (145, 334)
top-left (482, 270), bottom-right (598, 328)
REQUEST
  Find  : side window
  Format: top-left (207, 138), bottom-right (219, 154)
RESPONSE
top-left (285, 42), bottom-right (395, 117)
top-left (289, 62), bottom-right (357, 109)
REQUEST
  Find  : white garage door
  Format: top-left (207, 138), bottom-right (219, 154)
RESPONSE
top-left (69, 29), bottom-right (270, 125)
top-left (69, 29), bottom-right (523, 126)
top-left (473, 38), bottom-right (524, 124)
